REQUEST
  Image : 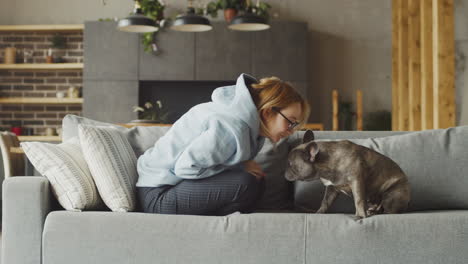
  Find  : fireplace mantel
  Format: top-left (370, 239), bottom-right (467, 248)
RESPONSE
top-left (83, 21), bottom-right (309, 123)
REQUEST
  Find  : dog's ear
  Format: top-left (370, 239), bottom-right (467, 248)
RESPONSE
top-left (305, 142), bottom-right (319, 162)
top-left (302, 130), bottom-right (315, 143)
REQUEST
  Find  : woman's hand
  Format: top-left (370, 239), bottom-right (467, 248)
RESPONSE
top-left (243, 160), bottom-right (266, 180)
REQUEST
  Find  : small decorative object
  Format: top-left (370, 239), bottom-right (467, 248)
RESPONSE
top-left (56, 91), bottom-right (66, 98)
top-left (56, 128), bottom-right (63, 137)
top-left (46, 48), bottom-right (54, 63)
top-left (49, 34), bottom-right (67, 63)
top-left (23, 127), bottom-right (34, 136)
top-left (23, 48), bottom-right (34, 63)
top-left (67, 86), bottom-right (80, 98)
top-left (4, 47), bottom-right (16, 64)
top-left (45, 127), bottom-right (56, 136)
top-left (131, 100), bottom-right (169, 123)
top-left (11, 126), bottom-right (22, 136)
top-left (11, 121), bottom-right (23, 136)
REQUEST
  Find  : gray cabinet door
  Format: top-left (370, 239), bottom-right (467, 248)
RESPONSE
top-left (139, 30), bottom-right (195, 80)
top-left (195, 22), bottom-right (252, 80)
top-left (83, 80), bottom-right (139, 123)
top-left (84, 21), bottom-right (139, 81)
top-left (252, 21), bottom-right (308, 81)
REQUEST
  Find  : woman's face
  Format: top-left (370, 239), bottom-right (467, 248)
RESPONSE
top-left (262, 102), bottom-right (303, 143)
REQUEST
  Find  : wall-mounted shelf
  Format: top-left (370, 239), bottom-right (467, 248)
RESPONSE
top-left (0, 63), bottom-right (83, 70)
top-left (0, 97), bottom-right (83, 104)
top-left (17, 136), bottom-right (61, 142)
top-left (0, 24), bottom-right (84, 32)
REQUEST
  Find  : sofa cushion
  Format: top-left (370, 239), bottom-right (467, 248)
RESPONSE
top-left (21, 138), bottom-right (104, 211)
top-left (62, 114), bottom-right (170, 157)
top-left (293, 126), bottom-right (468, 212)
top-left (303, 210), bottom-right (468, 264)
top-left (78, 125), bottom-right (138, 212)
top-left (43, 211), bottom-right (306, 264)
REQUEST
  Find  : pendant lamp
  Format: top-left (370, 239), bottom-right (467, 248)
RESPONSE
top-left (170, 0), bottom-right (212, 32)
top-left (118, 0), bottom-right (159, 33)
top-left (228, 0), bottom-right (270, 31)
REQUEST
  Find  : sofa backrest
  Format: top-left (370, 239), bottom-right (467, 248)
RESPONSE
top-left (292, 127), bottom-right (468, 212)
top-left (62, 115), bottom-right (468, 213)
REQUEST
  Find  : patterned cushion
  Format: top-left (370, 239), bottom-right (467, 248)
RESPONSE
top-left (21, 137), bottom-right (104, 211)
top-left (78, 125), bottom-right (138, 212)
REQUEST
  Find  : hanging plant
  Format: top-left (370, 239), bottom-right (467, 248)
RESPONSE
top-left (139, 0), bottom-right (167, 53)
top-left (249, 1), bottom-right (271, 19)
top-left (205, 0), bottom-right (271, 19)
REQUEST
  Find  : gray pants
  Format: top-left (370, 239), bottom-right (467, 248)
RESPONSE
top-left (137, 169), bottom-right (264, 216)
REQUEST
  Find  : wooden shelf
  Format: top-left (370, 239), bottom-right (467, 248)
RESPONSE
top-left (0, 24), bottom-right (84, 32)
top-left (18, 136), bottom-right (61, 142)
top-left (0, 63), bottom-right (83, 70)
top-left (0, 97), bottom-right (83, 104)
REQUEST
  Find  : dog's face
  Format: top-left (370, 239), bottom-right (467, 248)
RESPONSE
top-left (285, 130), bottom-right (320, 182)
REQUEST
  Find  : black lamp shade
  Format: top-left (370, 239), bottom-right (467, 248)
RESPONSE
top-left (118, 13), bottom-right (159, 33)
top-left (170, 13), bottom-right (212, 32)
top-left (228, 13), bottom-right (270, 31)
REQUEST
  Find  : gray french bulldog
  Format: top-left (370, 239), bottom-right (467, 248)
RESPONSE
top-left (285, 130), bottom-right (410, 218)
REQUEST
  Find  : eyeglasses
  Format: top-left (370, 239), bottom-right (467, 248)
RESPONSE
top-left (272, 107), bottom-right (300, 131)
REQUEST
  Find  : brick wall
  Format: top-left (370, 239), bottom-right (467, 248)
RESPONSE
top-left (0, 31), bottom-right (83, 135)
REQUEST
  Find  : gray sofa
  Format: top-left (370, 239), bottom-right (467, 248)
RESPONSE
top-left (2, 128), bottom-right (468, 264)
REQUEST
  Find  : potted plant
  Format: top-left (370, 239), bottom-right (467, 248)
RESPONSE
top-left (206, 0), bottom-right (271, 22)
top-left (248, 0), bottom-right (271, 19)
top-left (206, 0), bottom-right (245, 23)
top-left (221, 0), bottom-right (245, 23)
top-left (49, 34), bottom-right (67, 63)
top-left (131, 100), bottom-right (169, 123)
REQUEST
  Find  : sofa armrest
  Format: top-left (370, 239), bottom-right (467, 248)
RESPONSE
top-left (2, 176), bottom-right (52, 264)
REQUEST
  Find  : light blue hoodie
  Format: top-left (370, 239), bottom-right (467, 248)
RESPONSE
top-left (136, 74), bottom-right (265, 187)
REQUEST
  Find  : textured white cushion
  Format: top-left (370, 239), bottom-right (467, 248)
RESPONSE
top-left (62, 114), bottom-right (171, 157)
top-left (78, 125), bottom-right (138, 212)
top-left (21, 137), bottom-right (104, 211)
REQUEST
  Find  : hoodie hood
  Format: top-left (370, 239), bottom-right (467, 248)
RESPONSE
top-left (211, 73), bottom-right (260, 136)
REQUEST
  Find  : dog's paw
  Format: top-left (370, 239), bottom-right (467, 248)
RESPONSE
top-left (351, 215), bottom-right (364, 221)
top-left (366, 203), bottom-right (383, 216)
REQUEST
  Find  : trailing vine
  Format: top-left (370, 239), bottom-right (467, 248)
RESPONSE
top-left (139, 0), bottom-right (166, 53)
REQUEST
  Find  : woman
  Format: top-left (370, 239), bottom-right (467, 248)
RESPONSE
top-left (136, 73), bottom-right (310, 215)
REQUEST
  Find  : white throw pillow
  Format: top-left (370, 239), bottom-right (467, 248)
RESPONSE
top-left (62, 114), bottom-right (171, 157)
top-left (21, 137), bottom-right (104, 211)
top-left (78, 125), bottom-right (138, 212)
